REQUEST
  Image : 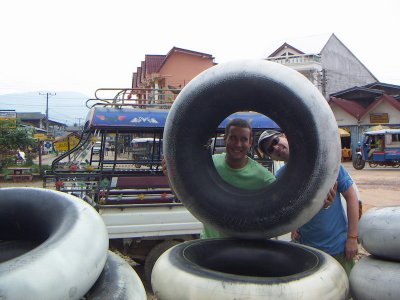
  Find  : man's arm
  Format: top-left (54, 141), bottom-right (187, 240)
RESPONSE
top-left (342, 185), bottom-right (359, 259)
top-left (323, 182), bottom-right (337, 208)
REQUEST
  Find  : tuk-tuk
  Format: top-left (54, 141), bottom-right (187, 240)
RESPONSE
top-left (353, 129), bottom-right (400, 169)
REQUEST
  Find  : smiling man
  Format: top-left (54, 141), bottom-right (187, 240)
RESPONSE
top-left (211, 118), bottom-right (276, 190)
top-left (200, 119), bottom-right (276, 238)
top-left (162, 118), bottom-right (276, 238)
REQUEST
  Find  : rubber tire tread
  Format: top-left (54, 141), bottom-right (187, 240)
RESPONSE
top-left (164, 60), bottom-right (340, 238)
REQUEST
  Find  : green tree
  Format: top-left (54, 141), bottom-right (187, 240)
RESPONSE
top-left (0, 120), bottom-right (36, 153)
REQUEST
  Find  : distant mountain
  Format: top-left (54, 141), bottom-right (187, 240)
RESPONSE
top-left (0, 91), bottom-right (91, 126)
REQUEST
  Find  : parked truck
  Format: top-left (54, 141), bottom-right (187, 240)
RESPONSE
top-left (43, 88), bottom-right (280, 280)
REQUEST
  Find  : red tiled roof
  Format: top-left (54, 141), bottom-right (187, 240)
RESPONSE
top-left (360, 94), bottom-right (400, 119)
top-left (330, 94), bottom-right (400, 121)
top-left (381, 94), bottom-right (400, 110)
top-left (140, 61), bottom-right (146, 82)
top-left (132, 47), bottom-right (214, 88)
top-left (329, 97), bottom-right (365, 119)
top-left (157, 46), bottom-right (214, 71)
top-left (136, 66), bottom-right (142, 85)
top-left (132, 72), bottom-right (137, 88)
top-left (145, 55), bottom-right (165, 74)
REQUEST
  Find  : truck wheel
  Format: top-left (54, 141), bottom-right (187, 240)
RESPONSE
top-left (144, 240), bottom-right (180, 284)
top-left (0, 188), bottom-right (109, 300)
top-left (152, 239), bottom-right (349, 300)
top-left (368, 161), bottom-right (377, 168)
top-left (350, 255), bottom-right (400, 300)
top-left (352, 155), bottom-right (365, 170)
top-left (86, 250), bottom-right (146, 300)
top-left (164, 60), bottom-right (340, 238)
top-left (359, 206), bottom-right (400, 260)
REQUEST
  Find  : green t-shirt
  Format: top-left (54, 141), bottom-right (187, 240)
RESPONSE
top-left (201, 153), bottom-right (276, 238)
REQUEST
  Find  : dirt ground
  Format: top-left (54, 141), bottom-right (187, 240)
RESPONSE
top-left (1, 158), bottom-right (399, 299)
top-left (342, 161), bottom-right (400, 213)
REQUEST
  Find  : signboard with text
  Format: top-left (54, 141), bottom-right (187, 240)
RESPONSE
top-left (370, 113), bottom-right (389, 124)
top-left (34, 134), bottom-right (47, 140)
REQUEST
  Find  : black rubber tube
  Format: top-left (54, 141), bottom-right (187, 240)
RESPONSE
top-left (164, 60), bottom-right (340, 237)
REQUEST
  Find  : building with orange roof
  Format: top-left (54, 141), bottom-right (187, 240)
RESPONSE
top-left (131, 47), bottom-right (215, 104)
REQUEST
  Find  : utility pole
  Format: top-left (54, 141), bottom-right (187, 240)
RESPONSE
top-left (320, 69), bottom-right (328, 99)
top-left (39, 92), bottom-right (56, 135)
top-left (74, 117), bottom-right (84, 127)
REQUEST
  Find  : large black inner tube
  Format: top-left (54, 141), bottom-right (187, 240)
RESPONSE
top-left (182, 239), bottom-right (320, 279)
top-left (164, 60), bottom-right (340, 237)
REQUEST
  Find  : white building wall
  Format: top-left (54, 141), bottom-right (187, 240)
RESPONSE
top-left (331, 105), bottom-right (357, 126)
top-left (359, 101), bottom-right (400, 125)
top-left (320, 35), bottom-right (377, 97)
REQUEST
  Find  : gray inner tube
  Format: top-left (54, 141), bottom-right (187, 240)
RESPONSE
top-left (152, 239), bottom-right (349, 300)
top-left (0, 188), bottom-right (109, 300)
top-left (87, 251), bottom-right (146, 300)
top-left (350, 255), bottom-right (400, 300)
top-left (164, 60), bottom-right (340, 237)
top-left (359, 206), bottom-right (400, 261)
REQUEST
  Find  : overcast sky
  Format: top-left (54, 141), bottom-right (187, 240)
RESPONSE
top-left (0, 0), bottom-right (399, 98)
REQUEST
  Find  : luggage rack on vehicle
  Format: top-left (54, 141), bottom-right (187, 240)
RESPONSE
top-left (85, 87), bottom-right (181, 110)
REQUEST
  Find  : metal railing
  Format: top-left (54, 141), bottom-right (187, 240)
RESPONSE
top-left (86, 88), bottom-right (181, 109)
top-left (266, 54), bottom-right (321, 65)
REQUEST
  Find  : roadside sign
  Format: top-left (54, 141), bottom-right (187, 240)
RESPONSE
top-left (34, 133), bottom-right (47, 140)
top-left (44, 141), bottom-right (53, 151)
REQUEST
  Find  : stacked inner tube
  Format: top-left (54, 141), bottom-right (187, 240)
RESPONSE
top-left (0, 188), bottom-right (146, 300)
top-left (87, 251), bottom-right (147, 300)
top-left (350, 206), bottom-right (400, 300)
top-left (152, 239), bottom-right (348, 300)
top-left (154, 60), bottom-right (348, 299)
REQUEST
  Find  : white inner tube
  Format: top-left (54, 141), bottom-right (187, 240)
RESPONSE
top-left (0, 188), bottom-right (109, 300)
top-left (87, 250), bottom-right (146, 300)
top-left (350, 255), bottom-right (400, 300)
top-left (152, 239), bottom-right (349, 300)
top-left (359, 206), bottom-right (400, 260)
